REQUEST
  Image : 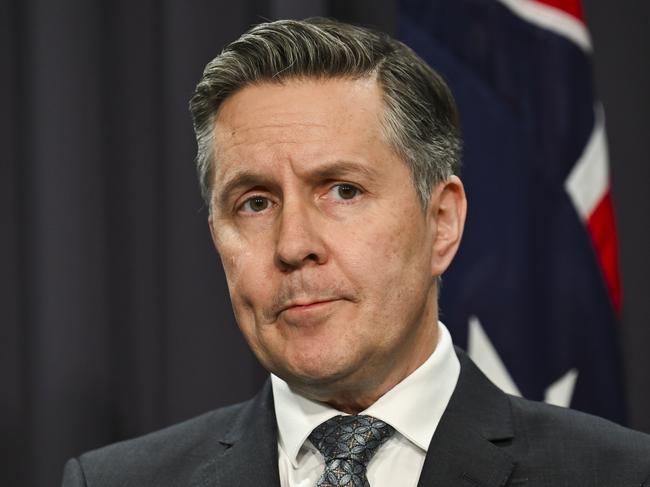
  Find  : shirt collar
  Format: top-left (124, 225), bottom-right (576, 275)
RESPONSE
top-left (271, 322), bottom-right (460, 467)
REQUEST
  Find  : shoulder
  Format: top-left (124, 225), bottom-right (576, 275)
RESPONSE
top-left (507, 394), bottom-right (650, 485)
top-left (85, 401), bottom-right (245, 460)
top-left (450, 349), bottom-right (650, 485)
top-left (63, 400), bottom-right (250, 487)
top-left (508, 393), bottom-right (650, 452)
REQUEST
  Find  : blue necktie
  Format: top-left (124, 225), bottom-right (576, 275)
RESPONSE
top-left (309, 415), bottom-right (395, 487)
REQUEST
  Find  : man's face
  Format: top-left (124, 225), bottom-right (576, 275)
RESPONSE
top-left (208, 77), bottom-right (463, 406)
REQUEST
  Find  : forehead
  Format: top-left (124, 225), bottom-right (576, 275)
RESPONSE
top-left (211, 77), bottom-right (390, 176)
top-left (215, 76), bottom-right (383, 132)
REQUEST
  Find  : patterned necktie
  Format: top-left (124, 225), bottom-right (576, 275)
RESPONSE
top-left (308, 415), bottom-right (395, 487)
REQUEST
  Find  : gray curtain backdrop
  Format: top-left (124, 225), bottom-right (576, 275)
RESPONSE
top-left (0, 1), bottom-right (647, 486)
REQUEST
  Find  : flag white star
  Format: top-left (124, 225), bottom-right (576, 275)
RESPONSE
top-left (467, 316), bottom-right (578, 407)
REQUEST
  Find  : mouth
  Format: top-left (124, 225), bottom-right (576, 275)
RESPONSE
top-left (277, 298), bottom-right (344, 319)
top-left (282, 298), bottom-right (340, 312)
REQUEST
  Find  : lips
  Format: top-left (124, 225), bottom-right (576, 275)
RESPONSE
top-left (280, 298), bottom-right (340, 314)
top-left (270, 287), bottom-right (356, 321)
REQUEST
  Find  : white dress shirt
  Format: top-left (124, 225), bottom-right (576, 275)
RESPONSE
top-left (271, 322), bottom-right (460, 487)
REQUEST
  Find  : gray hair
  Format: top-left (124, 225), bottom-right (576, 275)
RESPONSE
top-left (189, 17), bottom-right (461, 209)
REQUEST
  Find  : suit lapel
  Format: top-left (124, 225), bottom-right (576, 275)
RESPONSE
top-left (191, 380), bottom-right (281, 487)
top-left (417, 349), bottom-right (516, 487)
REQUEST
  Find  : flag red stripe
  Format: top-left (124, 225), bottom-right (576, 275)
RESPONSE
top-left (532, 0), bottom-right (585, 22)
top-left (586, 191), bottom-right (622, 314)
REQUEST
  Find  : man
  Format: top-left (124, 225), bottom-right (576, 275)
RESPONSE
top-left (63, 18), bottom-right (650, 487)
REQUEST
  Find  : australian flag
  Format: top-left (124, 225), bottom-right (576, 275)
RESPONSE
top-left (399, 0), bottom-right (625, 422)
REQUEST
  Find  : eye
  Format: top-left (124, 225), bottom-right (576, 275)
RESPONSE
top-left (329, 183), bottom-right (362, 201)
top-left (239, 196), bottom-right (271, 213)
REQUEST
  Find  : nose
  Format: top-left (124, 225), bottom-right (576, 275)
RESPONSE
top-left (274, 201), bottom-right (327, 271)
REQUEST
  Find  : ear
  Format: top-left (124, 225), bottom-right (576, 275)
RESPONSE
top-left (428, 175), bottom-right (467, 277)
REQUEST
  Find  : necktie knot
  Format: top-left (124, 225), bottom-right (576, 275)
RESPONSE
top-left (309, 415), bottom-right (394, 487)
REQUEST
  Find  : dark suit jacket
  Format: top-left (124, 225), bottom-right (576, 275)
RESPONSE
top-left (62, 350), bottom-right (650, 486)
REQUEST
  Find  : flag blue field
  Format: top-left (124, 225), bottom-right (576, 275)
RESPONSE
top-left (399, 0), bottom-right (625, 422)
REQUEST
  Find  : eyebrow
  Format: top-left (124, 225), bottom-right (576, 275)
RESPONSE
top-left (214, 170), bottom-right (276, 210)
top-left (214, 159), bottom-right (378, 210)
top-left (308, 159), bottom-right (378, 182)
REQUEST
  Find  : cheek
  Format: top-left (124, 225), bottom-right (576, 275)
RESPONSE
top-left (340, 212), bottom-right (432, 312)
top-left (218, 243), bottom-right (270, 351)
top-left (352, 211), bottom-right (429, 274)
top-left (217, 234), bottom-right (271, 308)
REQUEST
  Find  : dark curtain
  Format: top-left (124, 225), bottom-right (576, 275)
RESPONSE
top-left (0, 1), bottom-right (647, 486)
top-left (586, 0), bottom-right (650, 436)
top-left (2, 2), bottom-right (267, 486)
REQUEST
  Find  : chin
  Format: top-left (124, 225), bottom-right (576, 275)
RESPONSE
top-left (253, 330), bottom-right (366, 390)
top-left (276, 352), bottom-right (356, 390)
